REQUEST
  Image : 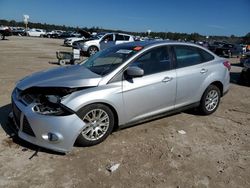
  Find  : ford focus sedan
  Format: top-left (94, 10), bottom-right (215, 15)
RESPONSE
top-left (10, 41), bottom-right (230, 153)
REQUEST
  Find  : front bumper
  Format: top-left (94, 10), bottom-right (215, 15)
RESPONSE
top-left (81, 45), bottom-right (89, 52)
top-left (11, 92), bottom-right (86, 153)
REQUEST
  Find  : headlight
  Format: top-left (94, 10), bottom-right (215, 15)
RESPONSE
top-left (33, 94), bottom-right (73, 116)
top-left (33, 104), bottom-right (63, 115)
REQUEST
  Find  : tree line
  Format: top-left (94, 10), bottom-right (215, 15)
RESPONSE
top-left (1, 19), bottom-right (249, 44)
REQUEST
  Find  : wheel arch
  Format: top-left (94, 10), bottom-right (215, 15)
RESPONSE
top-left (209, 81), bottom-right (223, 97)
top-left (88, 45), bottom-right (99, 51)
top-left (77, 102), bottom-right (119, 131)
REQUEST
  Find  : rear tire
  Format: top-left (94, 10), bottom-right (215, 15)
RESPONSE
top-left (199, 85), bottom-right (221, 115)
top-left (76, 104), bottom-right (114, 146)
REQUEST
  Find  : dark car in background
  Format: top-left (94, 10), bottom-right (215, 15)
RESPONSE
top-left (58, 31), bottom-right (80, 39)
top-left (240, 51), bottom-right (250, 65)
top-left (239, 58), bottom-right (250, 86)
top-left (0, 26), bottom-right (12, 40)
top-left (11, 27), bottom-right (26, 36)
top-left (215, 43), bottom-right (242, 58)
top-left (44, 30), bottom-right (64, 38)
top-left (208, 41), bottom-right (226, 53)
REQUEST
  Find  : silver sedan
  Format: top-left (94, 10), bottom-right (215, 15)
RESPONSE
top-left (10, 40), bottom-right (230, 152)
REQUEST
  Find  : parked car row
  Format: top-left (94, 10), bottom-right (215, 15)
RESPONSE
top-left (8, 27), bottom-right (89, 39)
top-left (43, 30), bottom-right (64, 38)
top-left (195, 41), bottom-right (246, 58)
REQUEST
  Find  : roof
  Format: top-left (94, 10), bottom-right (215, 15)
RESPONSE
top-left (114, 40), bottom-right (214, 55)
top-left (115, 40), bottom-right (191, 49)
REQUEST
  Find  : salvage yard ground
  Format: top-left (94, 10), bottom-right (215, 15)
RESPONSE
top-left (0, 36), bottom-right (250, 188)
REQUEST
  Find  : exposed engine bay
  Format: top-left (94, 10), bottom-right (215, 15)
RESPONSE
top-left (18, 87), bottom-right (83, 115)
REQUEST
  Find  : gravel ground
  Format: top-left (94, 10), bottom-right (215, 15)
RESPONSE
top-left (0, 36), bottom-right (249, 188)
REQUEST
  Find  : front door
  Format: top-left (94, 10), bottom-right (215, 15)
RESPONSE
top-left (100, 34), bottom-right (115, 50)
top-left (122, 46), bottom-right (176, 123)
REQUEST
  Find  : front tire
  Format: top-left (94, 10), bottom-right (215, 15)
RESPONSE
top-left (199, 85), bottom-right (221, 115)
top-left (76, 104), bottom-right (114, 146)
top-left (88, 46), bottom-right (98, 56)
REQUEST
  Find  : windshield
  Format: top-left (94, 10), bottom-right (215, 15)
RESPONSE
top-left (82, 45), bottom-right (143, 76)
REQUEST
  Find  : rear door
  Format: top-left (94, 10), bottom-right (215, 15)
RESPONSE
top-left (115, 34), bottom-right (132, 45)
top-left (115, 34), bottom-right (125, 45)
top-left (122, 46), bottom-right (176, 123)
top-left (172, 45), bottom-right (215, 108)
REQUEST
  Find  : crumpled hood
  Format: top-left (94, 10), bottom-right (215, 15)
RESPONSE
top-left (16, 65), bottom-right (102, 90)
top-left (66, 37), bottom-right (83, 41)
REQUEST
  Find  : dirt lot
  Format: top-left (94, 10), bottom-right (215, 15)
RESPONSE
top-left (0, 36), bottom-right (249, 188)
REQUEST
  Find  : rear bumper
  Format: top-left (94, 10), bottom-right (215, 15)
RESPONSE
top-left (11, 91), bottom-right (86, 153)
top-left (222, 69), bottom-right (230, 96)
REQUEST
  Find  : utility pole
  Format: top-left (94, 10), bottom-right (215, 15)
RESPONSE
top-left (23, 15), bottom-right (29, 31)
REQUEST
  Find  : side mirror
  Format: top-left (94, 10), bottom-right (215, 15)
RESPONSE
top-left (125, 66), bottom-right (144, 78)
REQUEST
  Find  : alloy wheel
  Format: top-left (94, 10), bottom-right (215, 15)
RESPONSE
top-left (205, 90), bottom-right (219, 112)
top-left (81, 109), bottom-right (110, 141)
top-left (89, 47), bottom-right (98, 56)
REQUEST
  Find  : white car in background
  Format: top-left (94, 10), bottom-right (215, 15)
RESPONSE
top-left (64, 30), bottom-right (92, 47)
top-left (64, 36), bottom-right (87, 47)
top-left (26, 29), bottom-right (46, 37)
top-left (81, 33), bottom-right (134, 56)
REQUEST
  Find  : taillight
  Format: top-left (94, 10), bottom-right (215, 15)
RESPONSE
top-left (223, 61), bottom-right (231, 71)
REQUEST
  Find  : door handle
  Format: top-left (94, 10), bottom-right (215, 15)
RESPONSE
top-left (162, 76), bottom-right (173, 83)
top-left (200, 68), bottom-right (208, 74)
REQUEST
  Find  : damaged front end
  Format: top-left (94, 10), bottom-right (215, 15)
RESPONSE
top-left (10, 86), bottom-right (87, 153)
top-left (19, 87), bottom-right (79, 115)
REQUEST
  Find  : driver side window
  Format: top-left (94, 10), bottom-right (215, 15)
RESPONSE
top-left (102, 34), bottom-right (114, 42)
top-left (130, 46), bottom-right (171, 76)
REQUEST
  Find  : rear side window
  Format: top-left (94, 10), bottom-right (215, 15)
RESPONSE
top-left (199, 49), bottom-right (214, 62)
top-left (174, 45), bottom-right (202, 68)
top-left (174, 45), bottom-right (214, 68)
top-left (115, 34), bottom-right (125, 41)
top-left (124, 35), bottom-right (130, 41)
